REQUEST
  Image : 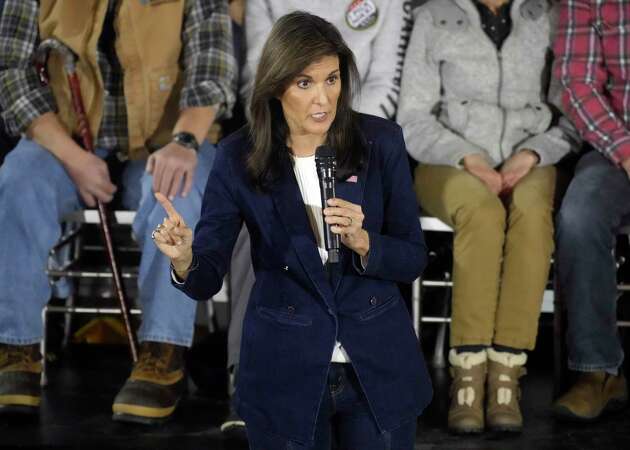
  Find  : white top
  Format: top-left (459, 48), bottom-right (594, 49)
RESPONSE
top-left (291, 154), bottom-right (351, 364)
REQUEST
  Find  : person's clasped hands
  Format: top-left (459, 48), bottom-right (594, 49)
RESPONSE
top-left (462, 149), bottom-right (540, 196)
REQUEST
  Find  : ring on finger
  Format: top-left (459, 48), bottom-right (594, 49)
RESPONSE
top-left (151, 224), bottom-right (163, 240)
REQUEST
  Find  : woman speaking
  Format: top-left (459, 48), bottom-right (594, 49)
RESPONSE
top-left (151, 12), bottom-right (431, 449)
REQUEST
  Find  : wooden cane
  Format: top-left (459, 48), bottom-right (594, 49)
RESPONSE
top-left (36, 39), bottom-right (138, 362)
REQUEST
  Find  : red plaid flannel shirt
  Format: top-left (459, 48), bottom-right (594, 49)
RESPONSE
top-left (554, 0), bottom-right (630, 164)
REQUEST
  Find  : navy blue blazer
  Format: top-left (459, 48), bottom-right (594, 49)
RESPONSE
top-left (174, 114), bottom-right (432, 444)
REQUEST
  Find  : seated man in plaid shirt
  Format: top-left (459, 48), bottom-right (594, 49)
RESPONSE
top-left (553, 0), bottom-right (630, 422)
top-left (0, 0), bottom-right (236, 425)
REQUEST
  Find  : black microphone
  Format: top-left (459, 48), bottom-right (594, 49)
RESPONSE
top-left (315, 145), bottom-right (340, 264)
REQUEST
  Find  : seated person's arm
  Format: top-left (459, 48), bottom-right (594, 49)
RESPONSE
top-left (28, 113), bottom-right (117, 207)
top-left (239, 0), bottom-right (275, 107)
top-left (554, 0), bottom-right (630, 171)
top-left (357, 0), bottom-right (407, 120)
top-left (147, 0), bottom-right (238, 200)
top-left (0, 1), bottom-right (116, 206)
top-left (398, 9), bottom-right (491, 168)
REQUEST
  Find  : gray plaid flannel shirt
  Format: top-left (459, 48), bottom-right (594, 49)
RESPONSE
top-left (0, 0), bottom-right (237, 151)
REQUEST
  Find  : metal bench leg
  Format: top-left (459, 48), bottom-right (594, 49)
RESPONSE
top-left (431, 274), bottom-right (452, 369)
top-left (62, 294), bottom-right (75, 349)
top-left (40, 306), bottom-right (48, 387)
top-left (61, 225), bottom-right (82, 348)
top-left (412, 277), bottom-right (421, 338)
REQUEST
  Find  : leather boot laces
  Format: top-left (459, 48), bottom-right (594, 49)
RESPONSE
top-left (0, 344), bottom-right (37, 370)
top-left (134, 344), bottom-right (173, 376)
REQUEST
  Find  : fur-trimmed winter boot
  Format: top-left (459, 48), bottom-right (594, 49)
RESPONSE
top-left (448, 349), bottom-right (487, 434)
top-left (486, 348), bottom-right (527, 433)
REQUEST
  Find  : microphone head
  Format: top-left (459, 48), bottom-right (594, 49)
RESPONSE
top-left (315, 145), bottom-right (335, 160)
top-left (315, 145), bottom-right (336, 175)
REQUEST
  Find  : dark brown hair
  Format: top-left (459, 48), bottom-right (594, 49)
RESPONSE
top-left (247, 11), bottom-right (364, 189)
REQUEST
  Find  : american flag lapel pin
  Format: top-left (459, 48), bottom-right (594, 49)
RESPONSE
top-left (346, 175), bottom-right (358, 183)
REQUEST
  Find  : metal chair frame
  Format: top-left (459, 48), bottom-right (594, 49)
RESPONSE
top-left (43, 211), bottom-right (141, 385)
top-left (43, 210), bottom-right (229, 386)
top-left (412, 216), bottom-right (630, 380)
top-left (412, 217), bottom-right (453, 369)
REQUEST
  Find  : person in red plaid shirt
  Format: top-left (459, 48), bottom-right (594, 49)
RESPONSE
top-left (553, 0), bottom-right (630, 422)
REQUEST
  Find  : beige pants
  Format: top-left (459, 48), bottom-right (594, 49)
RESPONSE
top-left (415, 165), bottom-right (556, 350)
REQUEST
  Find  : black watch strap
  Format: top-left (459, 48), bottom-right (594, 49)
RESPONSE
top-left (172, 131), bottom-right (200, 152)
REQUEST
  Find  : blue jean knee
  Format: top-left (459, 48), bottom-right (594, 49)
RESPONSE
top-left (0, 139), bottom-right (84, 344)
top-left (555, 151), bottom-right (630, 373)
top-left (128, 142), bottom-right (217, 347)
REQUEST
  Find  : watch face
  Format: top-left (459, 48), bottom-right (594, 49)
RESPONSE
top-left (174, 132), bottom-right (199, 150)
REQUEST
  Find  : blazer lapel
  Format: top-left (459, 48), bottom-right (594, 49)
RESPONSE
top-left (271, 161), bottom-right (334, 305)
top-left (331, 140), bottom-right (373, 295)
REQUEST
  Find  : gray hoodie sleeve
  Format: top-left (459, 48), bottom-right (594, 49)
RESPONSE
top-left (239, 0), bottom-right (274, 108)
top-left (515, 115), bottom-right (580, 166)
top-left (398, 9), bottom-right (489, 168)
top-left (514, 10), bottom-right (582, 167)
top-left (356, 0), bottom-right (408, 119)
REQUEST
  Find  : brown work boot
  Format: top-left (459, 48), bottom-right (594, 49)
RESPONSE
top-left (0, 343), bottom-right (42, 414)
top-left (112, 342), bottom-right (186, 425)
top-left (486, 348), bottom-right (527, 433)
top-left (552, 371), bottom-right (627, 422)
top-left (448, 349), bottom-right (487, 434)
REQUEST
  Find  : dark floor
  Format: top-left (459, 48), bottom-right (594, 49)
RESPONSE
top-left (1, 326), bottom-right (630, 450)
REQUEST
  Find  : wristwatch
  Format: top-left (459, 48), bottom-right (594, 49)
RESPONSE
top-left (172, 131), bottom-right (200, 152)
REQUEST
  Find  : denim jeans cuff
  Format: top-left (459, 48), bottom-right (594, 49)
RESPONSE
top-left (568, 358), bottom-right (624, 374)
top-left (0, 335), bottom-right (42, 346)
top-left (138, 334), bottom-right (193, 348)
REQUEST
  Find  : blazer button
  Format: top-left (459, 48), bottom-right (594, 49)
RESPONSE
top-left (283, 265), bottom-right (289, 271)
top-left (287, 305), bottom-right (295, 314)
top-left (369, 297), bottom-right (378, 306)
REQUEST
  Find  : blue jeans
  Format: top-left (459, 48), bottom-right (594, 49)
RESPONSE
top-left (0, 138), bottom-right (215, 347)
top-left (246, 364), bottom-right (417, 450)
top-left (556, 150), bottom-right (630, 373)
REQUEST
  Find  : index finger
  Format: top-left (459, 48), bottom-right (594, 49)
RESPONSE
top-left (155, 192), bottom-right (184, 225)
top-left (327, 197), bottom-right (361, 212)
